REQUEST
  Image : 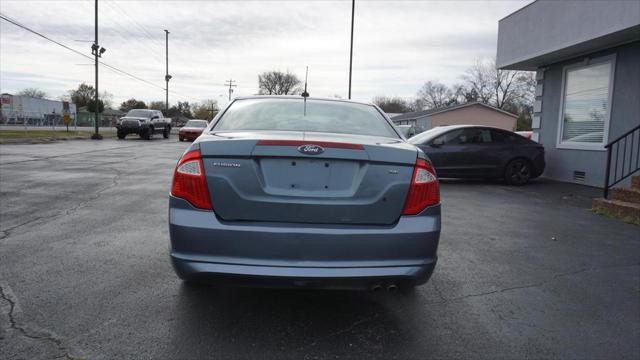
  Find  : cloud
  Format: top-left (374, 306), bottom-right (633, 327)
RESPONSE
top-left (0, 0), bottom-right (532, 106)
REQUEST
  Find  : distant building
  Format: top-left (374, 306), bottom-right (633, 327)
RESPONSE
top-left (0, 93), bottom-right (76, 126)
top-left (390, 102), bottom-right (517, 134)
top-left (497, 0), bottom-right (640, 187)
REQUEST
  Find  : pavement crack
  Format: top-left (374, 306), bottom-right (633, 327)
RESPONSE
top-left (432, 262), bottom-right (640, 304)
top-left (0, 284), bottom-right (83, 359)
top-left (1, 166), bottom-right (123, 241)
top-left (0, 142), bottom-right (165, 166)
top-left (63, 166), bottom-right (122, 216)
top-left (0, 216), bottom-right (45, 240)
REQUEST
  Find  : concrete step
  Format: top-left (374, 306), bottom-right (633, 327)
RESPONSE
top-left (632, 175), bottom-right (640, 191)
top-left (592, 198), bottom-right (640, 224)
top-left (612, 187), bottom-right (640, 204)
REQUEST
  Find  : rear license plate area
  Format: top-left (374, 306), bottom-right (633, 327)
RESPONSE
top-left (259, 158), bottom-right (360, 195)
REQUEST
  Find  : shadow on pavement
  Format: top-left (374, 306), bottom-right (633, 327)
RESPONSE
top-left (169, 282), bottom-right (431, 359)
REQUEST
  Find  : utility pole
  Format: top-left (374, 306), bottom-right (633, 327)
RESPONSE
top-left (91, 0), bottom-right (106, 140)
top-left (164, 29), bottom-right (172, 112)
top-left (207, 103), bottom-right (218, 121)
top-left (225, 79), bottom-right (237, 101)
top-left (348, 0), bottom-right (355, 100)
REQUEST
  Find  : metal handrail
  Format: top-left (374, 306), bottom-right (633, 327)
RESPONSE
top-left (606, 124), bottom-right (640, 148)
top-left (604, 124), bottom-right (640, 198)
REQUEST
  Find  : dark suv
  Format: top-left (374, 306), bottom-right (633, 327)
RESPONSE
top-left (116, 109), bottom-right (171, 140)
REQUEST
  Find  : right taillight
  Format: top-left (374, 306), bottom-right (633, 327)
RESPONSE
top-left (402, 158), bottom-right (440, 215)
top-left (171, 149), bottom-right (213, 210)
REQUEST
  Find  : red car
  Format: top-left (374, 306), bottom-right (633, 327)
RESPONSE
top-left (179, 120), bottom-right (208, 141)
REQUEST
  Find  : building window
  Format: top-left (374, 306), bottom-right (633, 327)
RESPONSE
top-left (557, 56), bottom-right (615, 150)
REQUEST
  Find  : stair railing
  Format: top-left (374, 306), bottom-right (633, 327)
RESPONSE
top-left (604, 124), bottom-right (640, 198)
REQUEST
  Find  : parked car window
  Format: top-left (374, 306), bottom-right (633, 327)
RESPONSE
top-left (214, 98), bottom-right (399, 138)
top-left (185, 120), bottom-right (208, 128)
top-left (126, 109), bottom-right (153, 118)
top-left (462, 128), bottom-right (492, 144)
top-left (491, 129), bottom-right (523, 144)
top-left (408, 126), bottom-right (460, 145)
top-left (439, 128), bottom-right (491, 145)
top-left (433, 129), bottom-right (465, 145)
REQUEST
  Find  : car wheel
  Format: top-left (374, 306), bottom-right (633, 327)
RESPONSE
top-left (163, 126), bottom-right (170, 139)
top-left (179, 137), bottom-right (184, 142)
top-left (504, 159), bottom-right (531, 185)
top-left (117, 131), bottom-right (126, 140)
top-left (145, 128), bottom-right (153, 140)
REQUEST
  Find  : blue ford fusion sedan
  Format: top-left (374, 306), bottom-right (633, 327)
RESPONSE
top-left (169, 96), bottom-right (441, 290)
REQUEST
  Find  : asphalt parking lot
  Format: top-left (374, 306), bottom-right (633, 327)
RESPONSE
top-left (1, 138), bottom-right (639, 360)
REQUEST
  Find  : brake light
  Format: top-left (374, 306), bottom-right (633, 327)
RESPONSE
top-left (171, 149), bottom-right (213, 210)
top-left (402, 158), bottom-right (440, 215)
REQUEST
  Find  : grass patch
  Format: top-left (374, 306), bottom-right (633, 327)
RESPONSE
top-left (592, 207), bottom-right (640, 225)
top-left (0, 130), bottom-right (115, 143)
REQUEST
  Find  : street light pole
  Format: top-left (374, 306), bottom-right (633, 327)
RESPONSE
top-left (164, 29), bottom-right (171, 112)
top-left (91, 0), bottom-right (102, 139)
top-left (348, 0), bottom-right (355, 100)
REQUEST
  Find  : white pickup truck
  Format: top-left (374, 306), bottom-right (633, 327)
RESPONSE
top-left (116, 109), bottom-right (172, 140)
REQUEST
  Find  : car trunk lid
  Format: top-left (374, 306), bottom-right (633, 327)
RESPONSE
top-left (199, 131), bottom-right (418, 225)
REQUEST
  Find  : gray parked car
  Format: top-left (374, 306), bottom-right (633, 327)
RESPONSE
top-left (409, 125), bottom-right (545, 185)
top-left (169, 96), bottom-right (441, 290)
top-left (116, 109), bottom-right (171, 140)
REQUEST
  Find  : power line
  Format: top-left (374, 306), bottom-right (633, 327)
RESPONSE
top-left (1, 12), bottom-right (166, 92)
top-left (1, 12), bottom-right (207, 104)
top-left (104, 0), bottom-right (165, 51)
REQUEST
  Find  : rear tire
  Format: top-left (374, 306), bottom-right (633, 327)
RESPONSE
top-left (179, 137), bottom-right (184, 142)
top-left (144, 127), bottom-right (153, 140)
top-left (163, 126), bottom-right (170, 139)
top-left (117, 131), bottom-right (126, 139)
top-left (504, 159), bottom-right (532, 185)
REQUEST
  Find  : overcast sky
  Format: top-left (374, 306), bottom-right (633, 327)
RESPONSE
top-left (0, 0), bottom-right (531, 108)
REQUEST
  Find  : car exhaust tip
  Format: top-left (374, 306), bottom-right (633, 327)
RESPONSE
top-left (372, 284), bottom-right (383, 292)
top-left (387, 284), bottom-right (398, 292)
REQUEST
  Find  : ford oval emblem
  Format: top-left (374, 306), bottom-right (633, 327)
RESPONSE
top-left (297, 144), bottom-right (324, 155)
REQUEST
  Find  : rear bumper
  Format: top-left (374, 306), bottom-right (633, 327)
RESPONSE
top-left (532, 152), bottom-right (546, 178)
top-left (168, 196), bottom-right (441, 289)
top-left (179, 132), bottom-right (200, 140)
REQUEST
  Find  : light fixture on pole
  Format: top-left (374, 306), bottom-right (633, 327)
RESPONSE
top-left (91, 0), bottom-right (106, 140)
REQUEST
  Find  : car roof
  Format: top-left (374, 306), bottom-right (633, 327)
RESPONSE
top-left (432, 124), bottom-right (515, 132)
top-left (233, 95), bottom-right (375, 107)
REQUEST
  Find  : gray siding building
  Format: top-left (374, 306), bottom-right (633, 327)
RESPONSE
top-left (497, 0), bottom-right (640, 188)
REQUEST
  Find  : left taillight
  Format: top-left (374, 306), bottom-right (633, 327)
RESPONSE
top-left (402, 158), bottom-right (440, 215)
top-left (171, 149), bottom-right (213, 210)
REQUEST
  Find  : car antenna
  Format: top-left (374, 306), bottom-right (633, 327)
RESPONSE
top-left (301, 66), bottom-right (309, 116)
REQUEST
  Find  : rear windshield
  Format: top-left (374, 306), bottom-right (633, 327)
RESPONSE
top-left (126, 109), bottom-right (153, 118)
top-left (213, 98), bottom-right (398, 138)
top-left (185, 120), bottom-right (208, 128)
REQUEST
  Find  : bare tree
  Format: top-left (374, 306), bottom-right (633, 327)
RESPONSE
top-left (192, 99), bottom-right (220, 120)
top-left (17, 88), bottom-right (48, 99)
top-left (372, 96), bottom-right (414, 113)
top-left (119, 99), bottom-right (147, 112)
top-left (461, 57), bottom-right (535, 110)
top-left (415, 81), bottom-right (457, 110)
top-left (258, 70), bottom-right (301, 95)
top-left (148, 101), bottom-right (165, 110)
top-left (100, 91), bottom-right (114, 109)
